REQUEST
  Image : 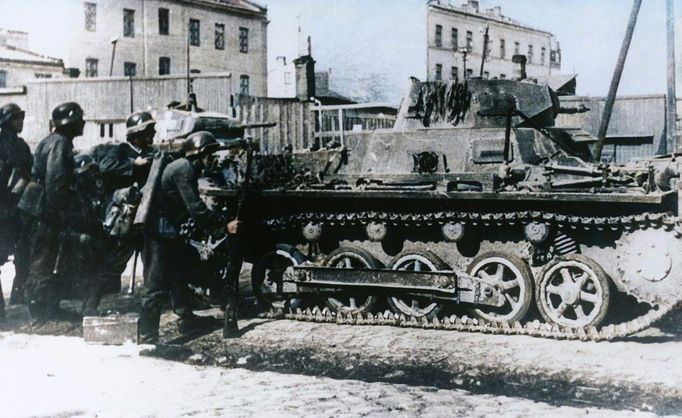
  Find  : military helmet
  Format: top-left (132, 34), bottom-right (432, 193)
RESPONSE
top-left (126, 111), bottom-right (156, 136)
top-left (0, 102), bottom-right (24, 125)
top-left (52, 102), bottom-right (84, 128)
top-left (183, 131), bottom-right (220, 158)
top-left (74, 153), bottom-right (97, 175)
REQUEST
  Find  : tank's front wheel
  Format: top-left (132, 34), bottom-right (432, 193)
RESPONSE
top-left (536, 254), bottom-right (610, 328)
top-left (251, 244), bottom-right (305, 310)
top-left (324, 246), bottom-right (379, 315)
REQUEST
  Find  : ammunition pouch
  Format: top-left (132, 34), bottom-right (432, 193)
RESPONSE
top-left (17, 181), bottom-right (45, 218)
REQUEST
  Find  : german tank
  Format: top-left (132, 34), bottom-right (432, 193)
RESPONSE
top-left (204, 76), bottom-right (682, 341)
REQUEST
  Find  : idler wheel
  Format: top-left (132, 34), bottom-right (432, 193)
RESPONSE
top-left (251, 244), bottom-right (306, 310)
top-left (536, 254), bottom-right (610, 328)
top-left (387, 249), bottom-right (447, 319)
top-left (469, 251), bottom-right (533, 324)
top-left (323, 246), bottom-right (379, 315)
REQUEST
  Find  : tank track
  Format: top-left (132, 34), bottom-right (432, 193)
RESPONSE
top-left (260, 210), bottom-right (682, 341)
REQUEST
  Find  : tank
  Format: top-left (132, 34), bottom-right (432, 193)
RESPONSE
top-left (202, 77), bottom-right (682, 341)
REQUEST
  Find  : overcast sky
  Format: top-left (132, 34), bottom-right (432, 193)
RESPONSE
top-left (1, 0), bottom-right (680, 102)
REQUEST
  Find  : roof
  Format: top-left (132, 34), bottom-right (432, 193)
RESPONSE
top-left (190, 0), bottom-right (267, 16)
top-left (428, 3), bottom-right (553, 36)
top-left (0, 44), bottom-right (63, 67)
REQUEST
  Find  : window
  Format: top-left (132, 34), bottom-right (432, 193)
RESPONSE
top-left (239, 75), bottom-right (250, 95)
top-left (159, 57), bottom-right (171, 75)
top-left (541, 47), bottom-right (546, 65)
top-left (451, 28), bottom-right (458, 49)
top-left (84, 2), bottom-right (96, 31)
top-left (215, 23), bottom-right (225, 50)
top-left (124, 62), bottom-right (137, 77)
top-left (123, 9), bottom-right (135, 37)
top-left (451, 66), bottom-right (458, 80)
top-left (500, 73), bottom-right (506, 79)
top-left (466, 68), bottom-right (473, 78)
top-left (239, 27), bottom-right (249, 53)
top-left (514, 41), bottom-right (520, 55)
top-left (528, 44), bottom-right (534, 64)
top-left (284, 72), bottom-right (292, 85)
top-left (483, 71), bottom-right (489, 79)
top-left (466, 31), bottom-right (473, 50)
top-left (189, 19), bottom-right (200, 46)
top-left (34, 73), bottom-right (53, 79)
top-left (499, 39), bottom-right (506, 59)
top-left (435, 64), bottom-right (442, 81)
top-left (85, 58), bottom-right (98, 77)
top-left (0, 70), bottom-right (6, 88)
top-left (158, 8), bottom-right (169, 35)
top-left (435, 25), bottom-right (442, 47)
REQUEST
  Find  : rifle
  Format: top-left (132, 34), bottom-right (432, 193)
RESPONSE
top-left (223, 137), bottom-right (256, 338)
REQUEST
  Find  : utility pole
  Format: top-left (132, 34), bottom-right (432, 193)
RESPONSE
top-left (666, 0), bottom-right (678, 153)
top-left (480, 25), bottom-right (489, 77)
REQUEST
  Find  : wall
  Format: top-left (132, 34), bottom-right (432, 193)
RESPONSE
top-left (67, 0), bottom-right (268, 96)
top-left (0, 61), bottom-right (64, 88)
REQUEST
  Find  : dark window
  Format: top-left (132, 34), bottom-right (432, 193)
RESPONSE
top-left (239, 27), bottom-right (249, 53)
top-left (99, 123), bottom-right (105, 138)
top-left (451, 66), bottom-right (458, 80)
top-left (483, 71), bottom-right (489, 79)
top-left (0, 70), bottom-right (6, 88)
top-left (514, 41), bottom-right (520, 55)
top-left (159, 57), bottom-right (171, 75)
top-left (541, 47), bottom-right (546, 65)
top-left (158, 8), bottom-right (169, 35)
top-left (466, 31), bottom-right (473, 50)
top-left (124, 62), bottom-right (137, 77)
top-left (85, 58), bottom-right (98, 77)
top-left (84, 2), bottom-right (96, 32)
top-left (239, 75), bottom-right (250, 95)
top-left (435, 64), bottom-right (442, 81)
top-left (451, 28), bottom-right (458, 49)
top-left (499, 39), bottom-right (506, 59)
top-left (528, 44), bottom-right (534, 64)
top-left (189, 19), bottom-right (200, 46)
top-left (500, 73), bottom-right (506, 79)
top-left (435, 25), bottom-right (442, 47)
top-left (123, 9), bottom-right (135, 37)
top-left (215, 23), bottom-right (225, 50)
top-left (34, 73), bottom-right (53, 79)
top-left (466, 68), bottom-right (473, 78)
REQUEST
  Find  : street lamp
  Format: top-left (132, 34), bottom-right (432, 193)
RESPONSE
top-left (109, 37), bottom-right (119, 77)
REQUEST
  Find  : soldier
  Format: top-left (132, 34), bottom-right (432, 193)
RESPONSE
top-left (22, 102), bottom-right (85, 321)
top-left (0, 103), bottom-right (32, 319)
top-left (80, 111), bottom-right (155, 316)
top-left (138, 131), bottom-right (239, 343)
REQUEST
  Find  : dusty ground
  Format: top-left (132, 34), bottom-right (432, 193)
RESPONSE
top-left (0, 332), bottom-right (665, 418)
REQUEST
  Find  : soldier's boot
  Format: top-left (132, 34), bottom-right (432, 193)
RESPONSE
top-left (177, 313), bottom-right (217, 335)
top-left (138, 309), bottom-right (161, 344)
top-left (222, 295), bottom-right (239, 338)
top-left (81, 291), bottom-right (103, 317)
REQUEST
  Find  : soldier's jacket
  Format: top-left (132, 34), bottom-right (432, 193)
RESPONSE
top-left (91, 141), bottom-right (155, 192)
top-left (0, 128), bottom-right (32, 210)
top-left (29, 132), bottom-right (74, 224)
top-left (159, 158), bottom-right (224, 233)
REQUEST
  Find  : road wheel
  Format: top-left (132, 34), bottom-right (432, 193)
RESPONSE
top-left (251, 244), bottom-right (305, 310)
top-left (323, 246), bottom-right (379, 315)
top-left (387, 249), bottom-right (447, 319)
top-left (536, 254), bottom-right (610, 328)
top-left (469, 251), bottom-right (534, 324)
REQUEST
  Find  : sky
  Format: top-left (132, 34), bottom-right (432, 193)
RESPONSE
top-left (0, 0), bottom-right (680, 103)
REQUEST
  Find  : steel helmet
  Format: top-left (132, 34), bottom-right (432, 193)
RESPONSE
top-left (74, 153), bottom-right (97, 175)
top-left (0, 102), bottom-right (24, 125)
top-left (183, 131), bottom-right (220, 158)
top-left (52, 102), bottom-right (84, 128)
top-left (126, 111), bottom-right (156, 136)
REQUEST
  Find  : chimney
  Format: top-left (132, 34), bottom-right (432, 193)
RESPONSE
top-left (512, 54), bottom-right (527, 81)
top-left (293, 36), bottom-right (316, 101)
top-left (466, 0), bottom-right (479, 12)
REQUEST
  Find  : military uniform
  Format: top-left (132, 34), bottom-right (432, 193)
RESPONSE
top-left (23, 132), bottom-right (75, 317)
top-left (139, 157), bottom-right (225, 341)
top-left (80, 142), bottom-right (155, 315)
top-left (0, 127), bottom-right (32, 310)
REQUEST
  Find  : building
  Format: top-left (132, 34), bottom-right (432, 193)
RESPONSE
top-left (427, 0), bottom-right (561, 81)
top-left (0, 28), bottom-right (64, 89)
top-left (66, 0), bottom-right (268, 96)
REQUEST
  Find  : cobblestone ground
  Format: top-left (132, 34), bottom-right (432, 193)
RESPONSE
top-left (0, 333), bottom-right (664, 418)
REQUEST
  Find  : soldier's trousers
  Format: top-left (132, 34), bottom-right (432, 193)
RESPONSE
top-left (24, 221), bottom-right (63, 317)
top-left (138, 236), bottom-right (197, 338)
top-left (0, 212), bottom-right (30, 307)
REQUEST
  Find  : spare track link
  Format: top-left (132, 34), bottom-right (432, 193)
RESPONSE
top-left (262, 210), bottom-right (682, 341)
